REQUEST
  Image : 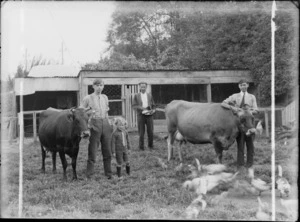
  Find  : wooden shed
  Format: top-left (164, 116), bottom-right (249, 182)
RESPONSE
top-left (78, 70), bottom-right (254, 128)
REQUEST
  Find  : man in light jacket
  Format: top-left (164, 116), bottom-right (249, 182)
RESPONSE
top-left (132, 82), bottom-right (156, 151)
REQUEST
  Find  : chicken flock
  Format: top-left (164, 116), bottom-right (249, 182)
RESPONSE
top-left (162, 158), bottom-right (297, 220)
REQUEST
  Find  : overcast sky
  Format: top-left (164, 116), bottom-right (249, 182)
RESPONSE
top-left (1, 1), bottom-right (116, 80)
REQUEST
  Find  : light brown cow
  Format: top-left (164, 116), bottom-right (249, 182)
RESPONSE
top-left (165, 100), bottom-right (256, 163)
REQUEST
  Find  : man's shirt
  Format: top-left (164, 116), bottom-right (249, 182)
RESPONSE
top-left (222, 91), bottom-right (258, 113)
top-left (81, 93), bottom-right (109, 119)
top-left (141, 92), bottom-right (148, 108)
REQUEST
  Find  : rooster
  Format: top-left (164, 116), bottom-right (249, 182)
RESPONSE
top-left (248, 168), bottom-right (271, 196)
top-left (276, 165), bottom-right (291, 197)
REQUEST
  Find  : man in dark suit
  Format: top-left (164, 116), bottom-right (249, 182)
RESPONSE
top-left (132, 82), bottom-right (156, 151)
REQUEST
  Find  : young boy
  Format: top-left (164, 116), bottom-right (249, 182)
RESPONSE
top-left (111, 117), bottom-right (131, 178)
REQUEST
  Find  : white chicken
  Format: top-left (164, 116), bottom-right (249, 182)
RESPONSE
top-left (256, 120), bottom-right (263, 136)
top-left (195, 158), bottom-right (227, 175)
top-left (256, 197), bottom-right (271, 221)
top-left (174, 162), bottom-right (183, 173)
top-left (209, 191), bottom-right (229, 206)
top-left (233, 179), bottom-right (258, 195)
top-left (185, 194), bottom-right (207, 219)
top-left (183, 171), bottom-right (238, 195)
top-left (276, 165), bottom-right (291, 197)
top-left (248, 167), bottom-right (271, 196)
top-left (187, 164), bottom-right (199, 179)
top-left (155, 157), bottom-right (168, 170)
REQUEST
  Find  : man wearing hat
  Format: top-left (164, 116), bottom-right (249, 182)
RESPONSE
top-left (221, 79), bottom-right (258, 171)
top-left (81, 79), bottom-right (112, 179)
top-left (132, 82), bottom-right (156, 151)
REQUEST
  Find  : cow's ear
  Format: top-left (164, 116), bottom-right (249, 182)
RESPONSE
top-left (236, 109), bottom-right (244, 117)
top-left (230, 106), bottom-right (242, 116)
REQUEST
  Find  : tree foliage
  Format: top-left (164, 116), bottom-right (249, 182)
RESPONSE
top-left (84, 1), bottom-right (298, 106)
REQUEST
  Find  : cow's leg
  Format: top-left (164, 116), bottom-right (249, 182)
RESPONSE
top-left (178, 141), bottom-right (183, 163)
top-left (52, 151), bottom-right (57, 173)
top-left (212, 141), bottom-right (223, 164)
top-left (58, 151), bottom-right (68, 181)
top-left (41, 145), bottom-right (46, 173)
top-left (167, 131), bottom-right (176, 162)
top-left (71, 147), bottom-right (79, 180)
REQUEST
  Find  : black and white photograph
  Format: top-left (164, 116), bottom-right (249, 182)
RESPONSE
top-left (1, 0), bottom-right (298, 220)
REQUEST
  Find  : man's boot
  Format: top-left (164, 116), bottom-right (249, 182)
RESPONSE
top-left (117, 166), bottom-right (122, 178)
top-left (126, 164), bottom-right (130, 175)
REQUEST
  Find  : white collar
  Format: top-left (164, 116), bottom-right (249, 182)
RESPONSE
top-left (240, 91), bottom-right (248, 96)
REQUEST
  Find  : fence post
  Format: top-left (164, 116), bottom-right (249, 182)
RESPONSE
top-left (33, 112), bottom-right (37, 141)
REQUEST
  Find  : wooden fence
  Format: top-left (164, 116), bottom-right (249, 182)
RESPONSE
top-left (281, 100), bottom-right (297, 127)
top-left (16, 100), bottom-right (297, 140)
top-left (17, 110), bottom-right (44, 141)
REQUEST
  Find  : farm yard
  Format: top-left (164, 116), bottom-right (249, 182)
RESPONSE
top-left (1, 131), bottom-right (298, 220)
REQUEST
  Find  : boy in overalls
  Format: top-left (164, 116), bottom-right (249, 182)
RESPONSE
top-left (111, 117), bottom-right (131, 178)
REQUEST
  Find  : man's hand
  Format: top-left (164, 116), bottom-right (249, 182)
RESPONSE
top-left (112, 153), bottom-right (116, 158)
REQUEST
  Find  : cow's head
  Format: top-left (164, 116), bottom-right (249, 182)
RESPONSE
top-left (68, 107), bottom-right (93, 138)
top-left (232, 105), bottom-right (256, 136)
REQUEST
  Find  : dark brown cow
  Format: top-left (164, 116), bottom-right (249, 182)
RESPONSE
top-left (38, 107), bottom-right (92, 180)
top-left (165, 100), bottom-right (256, 163)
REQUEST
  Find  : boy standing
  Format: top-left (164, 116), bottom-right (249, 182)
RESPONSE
top-left (111, 117), bottom-right (131, 178)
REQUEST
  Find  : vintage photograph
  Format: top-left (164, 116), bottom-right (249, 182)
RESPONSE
top-left (1, 1), bottom-right (298, 220)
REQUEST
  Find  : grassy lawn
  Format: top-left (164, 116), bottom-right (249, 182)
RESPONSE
top-left (1, 132), bottom-right (298, 219)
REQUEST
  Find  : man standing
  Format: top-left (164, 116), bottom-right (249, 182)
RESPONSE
top-left (221, 79), bottom-right (258, 171)
top-left (132, 82), bottom-right (156, 151)
top-left (81, 79), bottom-right (112, 179)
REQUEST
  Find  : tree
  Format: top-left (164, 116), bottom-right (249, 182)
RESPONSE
top-left (86, 1), bottom-right (297, 105)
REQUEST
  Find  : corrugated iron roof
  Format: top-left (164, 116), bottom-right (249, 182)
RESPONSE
top-left (28, 65), bottom-right (80, 78)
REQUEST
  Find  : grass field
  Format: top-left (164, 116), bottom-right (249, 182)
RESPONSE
top-left (1, 132), bottom-right (298, 219)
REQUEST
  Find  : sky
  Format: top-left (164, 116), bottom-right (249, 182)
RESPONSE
top-left (1, 1), bottom-right (116, 80)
